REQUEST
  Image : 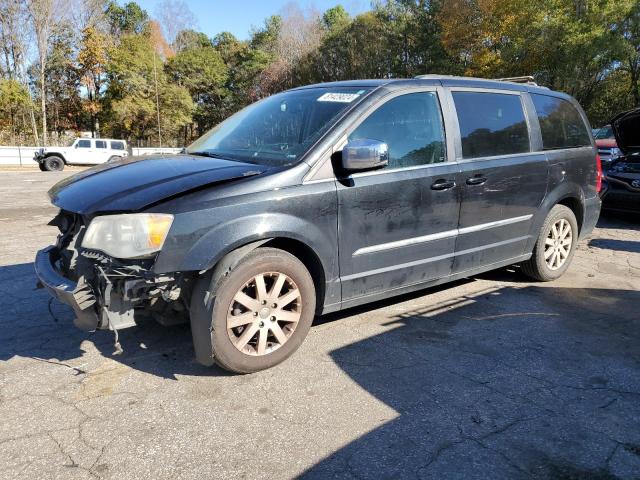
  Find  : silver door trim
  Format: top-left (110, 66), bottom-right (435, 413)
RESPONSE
top-left (352, 214), bottom-right (533, 256)
top-left (344, 235), bottom-right (530, 281)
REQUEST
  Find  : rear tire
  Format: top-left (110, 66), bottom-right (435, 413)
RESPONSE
top-left (43, 156), bottom-right (64, 171)
top-left (108, 155), bottom-right (122, 162)
top-left (190, 247), bottom-right (316, 374)
top-left (521, 204), bottom-right (578, 281)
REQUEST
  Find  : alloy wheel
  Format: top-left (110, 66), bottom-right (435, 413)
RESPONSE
top-left (226, 272), bottom-right (302, 356)
top-left (544, 218), bottom-right (573, 270)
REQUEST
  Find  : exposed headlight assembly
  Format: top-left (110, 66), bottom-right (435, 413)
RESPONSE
top-left (82, 214), bottom-right (174, 259)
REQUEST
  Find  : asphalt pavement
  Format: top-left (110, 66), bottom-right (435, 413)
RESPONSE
top-left (1, 170), bottom-right (639, 479)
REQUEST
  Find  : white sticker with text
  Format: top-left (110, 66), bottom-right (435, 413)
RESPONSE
top-left (317, 92), bottom-right (360, 103)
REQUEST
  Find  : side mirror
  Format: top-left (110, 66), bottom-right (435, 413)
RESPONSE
top-left (341, 138), bottom-right (389, 172)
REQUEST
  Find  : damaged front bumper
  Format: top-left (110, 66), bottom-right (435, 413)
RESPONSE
top-left (35, 245), bottom-right (187, 334)
top-left (35, 246), bottom-right (101, 331)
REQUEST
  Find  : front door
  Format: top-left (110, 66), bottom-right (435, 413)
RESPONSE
top-left (448, 89), bottom-right (548, 273)
top-left (336, 90), bottom-right (461, 302)
top-left (69, 138), bottom-right (93, 164)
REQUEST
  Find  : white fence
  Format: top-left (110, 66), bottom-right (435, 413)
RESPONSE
top-left (0, 146), bottom-right (41, 166)
top-left (0, 146), bottom-right (183, 166)
top-left (132, 147), bottom-right (183, 156)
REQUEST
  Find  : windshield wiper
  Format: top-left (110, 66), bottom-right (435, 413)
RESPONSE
top-left (188, 151), bottom-right (232, 160)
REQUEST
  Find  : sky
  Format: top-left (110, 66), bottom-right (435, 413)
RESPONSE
top-left (135, 0), bottom-right (371, 40)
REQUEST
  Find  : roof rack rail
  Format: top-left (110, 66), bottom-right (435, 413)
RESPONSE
top-left (496, 76), bottom-right (538, 86)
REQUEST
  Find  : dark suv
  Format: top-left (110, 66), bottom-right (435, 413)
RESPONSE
top-left (35, 76), bottom-right (602, 373)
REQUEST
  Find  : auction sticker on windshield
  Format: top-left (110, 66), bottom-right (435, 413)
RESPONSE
top-left (317, 92), bottom-right (360, 103)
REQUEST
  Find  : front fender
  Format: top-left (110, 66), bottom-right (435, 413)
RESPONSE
top-left (154, 210), bottom-right (338, 278)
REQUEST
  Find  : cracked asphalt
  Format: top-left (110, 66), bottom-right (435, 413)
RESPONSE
top-left (1, 170), bottom-right (640, 479)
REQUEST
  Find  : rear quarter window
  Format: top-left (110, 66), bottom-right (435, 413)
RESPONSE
top-left (110, 141), bottom-right (125, 150)
top-left (452, 91), bottom-right (530, 159)
top-left (531, 94), bottom-right (591, 150)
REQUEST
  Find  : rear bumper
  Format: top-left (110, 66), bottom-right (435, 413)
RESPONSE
top-left (35, 246), bottom-right (100, 331)
top-left (580, 195), bottom-right (601, 239)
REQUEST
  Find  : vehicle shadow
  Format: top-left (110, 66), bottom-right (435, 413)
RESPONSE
top-left (301, 285), bottom-right (640, 479)
top-left (588, 238), bottom-right (640, 254)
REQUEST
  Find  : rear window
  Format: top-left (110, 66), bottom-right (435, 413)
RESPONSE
top-left (110, 141), bottom-right (125, 150)
top-left (95, 140), bottom-right (107, 149)
top-left (531, 94), bottom-right (591, 150)
top-left (452, 91), bottom-right (530, 159)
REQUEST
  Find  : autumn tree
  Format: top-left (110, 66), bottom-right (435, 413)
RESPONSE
top-left (78, 25), bottom-right (109, 136)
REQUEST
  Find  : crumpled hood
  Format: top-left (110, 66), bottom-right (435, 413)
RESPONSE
top-left (49, 154), bottom-right (267, 215)
top-left (611, 108), bottom-right (640, 155)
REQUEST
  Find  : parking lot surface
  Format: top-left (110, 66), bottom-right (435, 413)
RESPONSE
top-left (1, 170), bottom-right (639, 479)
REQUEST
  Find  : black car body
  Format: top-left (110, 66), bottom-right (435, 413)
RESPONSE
top-left (600, 108), bottom-right (640, 213)
top-left (35, 76), bottom-right (602, 373)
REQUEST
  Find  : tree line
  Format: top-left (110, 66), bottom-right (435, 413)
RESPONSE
top-left (0, 0), bottom-right (638, 147)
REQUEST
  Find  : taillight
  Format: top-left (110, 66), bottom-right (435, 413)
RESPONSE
top-left (595, 154), bottom-right (603, 193)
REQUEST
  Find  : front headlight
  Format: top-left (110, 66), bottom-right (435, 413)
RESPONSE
top-left (82, 213), bottom-right (174, 259)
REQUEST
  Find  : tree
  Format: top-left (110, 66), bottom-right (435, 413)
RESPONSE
top-left (45, 23), bottom-right (81, 136)
top-left (322, 5), bottom-right (350, 31)
top-left (78, 25), bottom-right (109, 136)
top-left (166, 41), bottom-right (228, 134)
top-left (26, 0), bottom-right (69, 145)
top-left (619, 1), bottom-right (640, 106)
top-left (155, 0), bottom-right (197, 48)
top-left (105, 0), bottom-right (149, 37)
top-left (104, 33), bottom-right (193, 143)
top-left (175, 29), bottom-right (212, 53)
top-left (0, 79), bottom-right (32, 141)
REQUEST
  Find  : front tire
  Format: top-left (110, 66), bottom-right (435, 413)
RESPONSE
top-left (43, 155), bottom-right (64, 171)
top-left (190, 247), bottom-right (316, 374)
top-left (521, 204), bottom-right (578, 281)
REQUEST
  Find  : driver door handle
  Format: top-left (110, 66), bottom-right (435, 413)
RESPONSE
top-left (431, 179), bottom-right (456, 191)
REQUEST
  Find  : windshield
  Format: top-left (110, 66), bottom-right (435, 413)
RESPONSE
top-left (186, 87), bottom-right (370, 167)
top-left (594, 125), bottom-right (614, 139)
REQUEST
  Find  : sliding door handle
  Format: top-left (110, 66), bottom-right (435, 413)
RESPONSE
top-left (466, 175), bottom-right (487, 186)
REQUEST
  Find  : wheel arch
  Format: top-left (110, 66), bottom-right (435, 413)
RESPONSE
top-left (525, 182), bottom-right (586, 253)
top-left (44, 152), bottom-right (67, 164)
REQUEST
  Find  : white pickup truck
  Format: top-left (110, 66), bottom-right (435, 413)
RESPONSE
top-left (34, 138), bottom-right (128, 171)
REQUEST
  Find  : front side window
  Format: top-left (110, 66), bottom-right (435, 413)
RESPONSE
top-left (110, 141), bottom-right (125, 150)
top-left (77, 140), bottom-right (91, 148)
top-left (453, 91), bottom-right (530, 159)
top-left (348, 92), bottom-right (446, 169)
top-left (531, 94), bottom-right (591, 149)
top-left (95, 140), bottom-right (107, 149)
top-left (187, 87), bottom-right (371, 167)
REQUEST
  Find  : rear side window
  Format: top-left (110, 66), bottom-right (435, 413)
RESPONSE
top-left (452, 91), bottom-right (530, 158)
top-left (349, 92), bottom-right (446, 169)
top-left (531, 94), bottom-right (591, 149)
top-left (95, 140), bottom-right (107, 149)
top-left (77, 140), bottom-right (91, 148)
top-left (110, 141), bottom-right (125, 150)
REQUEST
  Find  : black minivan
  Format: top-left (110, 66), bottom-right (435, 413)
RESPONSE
top-left (36, 76), bottom-right (602, 373)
